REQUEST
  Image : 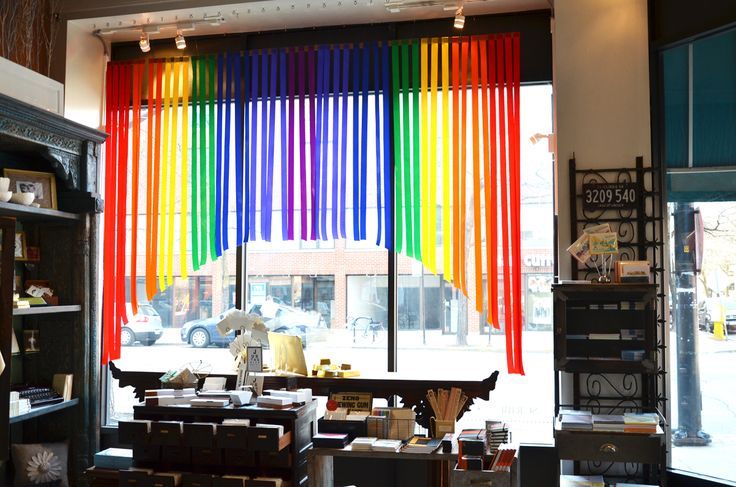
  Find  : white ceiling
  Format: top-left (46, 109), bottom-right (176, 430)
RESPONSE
top-left (78, 0), bottom-right (550, 43)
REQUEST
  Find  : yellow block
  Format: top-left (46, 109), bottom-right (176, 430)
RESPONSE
top-left (713, 321), bottom-right (726, 341)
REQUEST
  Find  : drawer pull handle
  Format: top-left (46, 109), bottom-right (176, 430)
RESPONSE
top-left (599, 443), bottom-right (617, 454)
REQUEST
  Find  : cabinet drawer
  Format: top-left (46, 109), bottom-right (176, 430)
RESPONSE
top-left (162, 446), bottom-right (191, 465)
top-left (258, 450), bottom-right (291, 469)
top-left (248, 428), bottom-right (291, 452)
top-left (216, 424), bottom-right (249, 448)
top-left (183, 423), bottom-right (217, 448)
top-left (150, 422), bottom-right (184, 446)
top-left (119, 421), bottom-right (151, 445)
top-left (183, 474), bottom-right (214, 487)
top-left (223, 448), bottom-right (256, 467)
top-left (556, 432), bottom-right (662, 463)
top-left (191, 447), bottom-right (222, 466)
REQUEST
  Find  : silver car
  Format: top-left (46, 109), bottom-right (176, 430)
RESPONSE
top-left (121, 303), bottom-right (164, 346)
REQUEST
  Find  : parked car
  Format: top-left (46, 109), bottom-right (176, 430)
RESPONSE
top-left (699, 297), bottom-right (736, 333)
top-left (180, 303), bottom-right (320, 348)
top-left (121, 303), bottom-right (164, 346)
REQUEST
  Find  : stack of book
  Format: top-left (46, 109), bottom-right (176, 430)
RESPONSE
top-left (350, 437), bottom-right (377, 451)
top-left (9, 391), bottom-right (31, 417)
top-left (485, 421), bottom-right (510, 453)
top-left (312, 433), bottom-right (350, 448)
top-left (592, 414), bottom-right (625, 432)
top-left (401, 436), bottom-right (441, 454)
top-left (487, 444), bottom-right (516, 472)
top-left (623, 412), bottom-right (658, 433)
top-left (558, 410), bottom-right (593, 431)
top-left (372, 439), bottom-right (403, 452)
top-left (560, 475), bottom-right (604, 487)
top-left (621, 329), bottom-right (645, 340)
top-left (144, 388), bottom-right (197, 406)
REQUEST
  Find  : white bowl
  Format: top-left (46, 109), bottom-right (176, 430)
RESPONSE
top-left (0, 177), bottom-right (9, 193)
top-left (0, 191), bottom-right (11, 202)
top-left (10, 192), bottom-right (35, 206)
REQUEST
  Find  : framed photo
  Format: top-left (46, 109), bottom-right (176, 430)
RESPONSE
top-left (14, 232), bottom-right (26, 260)
top-left (3, 169), bottom-right (57, 209)
top-left (23, 330), bottom-right (40, 353)
top-left (25, 246), bottom-right (40, 262)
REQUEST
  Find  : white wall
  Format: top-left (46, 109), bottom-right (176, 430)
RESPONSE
top-left (64, 19), bottom-right (107, 129)
top-left (554, 0), bottom-right (651, 278)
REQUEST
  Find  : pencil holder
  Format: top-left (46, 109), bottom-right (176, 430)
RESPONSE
top-left (431, 418), bottom-right (455, 438)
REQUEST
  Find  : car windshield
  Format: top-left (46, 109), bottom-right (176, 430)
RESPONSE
top-left (138, 305), bottom-right (158, 316)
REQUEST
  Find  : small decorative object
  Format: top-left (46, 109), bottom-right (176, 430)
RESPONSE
top-left (159, 366), bottom-right (198, 389)
top-left (567, 223), bottom-right (619, 283)
top-left (11, 443), bottom-right (69, 487)
top-left (14, 232), bottom-right (26, 260)
top-left (10, 192), bottom-right (35, 206)
top-left (23, 330), bottom-right (40, 353)
top-left (26, 449), bottom-right (62, 483)
top-left (0, 177), bottom-right (11, 202)
top-left (4, 169), bottom-right (58, 209)
top-left (217, 308), bottom-right (269, 390)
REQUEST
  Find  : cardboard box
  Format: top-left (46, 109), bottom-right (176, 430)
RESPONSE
top-left (150, 422), bottom-right (183, 446)
top-left (183, 423), bottom-right (217, 448)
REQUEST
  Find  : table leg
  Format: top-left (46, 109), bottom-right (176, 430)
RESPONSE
top-left (308, 452), bottom-right (334, 487)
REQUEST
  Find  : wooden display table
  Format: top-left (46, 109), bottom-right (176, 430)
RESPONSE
top-left (308, 442), bottom-right (517, 487)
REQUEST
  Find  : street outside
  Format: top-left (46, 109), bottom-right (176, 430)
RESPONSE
top-left (108, 327), bottom-right (736, 483)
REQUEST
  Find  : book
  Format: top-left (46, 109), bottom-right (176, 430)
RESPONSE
top-left (350, 437), bottom-right (378, 451)
top-left (312, 433), bottom-right (350, 448)
top-left (623, 412), bottom-right (658, 433)
top-left (372, 439), bottom-right (403, 452)
top-left (52, 374), bottom-right (73, 401)
top-left (592, 414), bottom-right (625, 432)
top-left (560, 475), bottom-right (605, 487)
top-left (94, 448), bottom-right (133, 470)
top-left (401, 436), bottom-right (441, 454)
top-left (559, 413), bottom-right (593, 431)
top-left (588, 333), bottom-right (620, 340)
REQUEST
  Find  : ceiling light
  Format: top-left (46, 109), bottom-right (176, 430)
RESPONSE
top-left (454, 7), bottom-right (465, 29)
top-left (175, 31), bottom-right (186, 49)
top-left (139, 33), bottom-right (150, 53)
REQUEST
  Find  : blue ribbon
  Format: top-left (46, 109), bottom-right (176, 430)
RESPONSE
top-left (233, 53), bottom-right (244, 246)
top-left (249, 51), bottom-right (259, 241)
top-left (373, 43), bottom-right (383, 247)
top-left (331, 47), bottom-right (341, 239)
top-left (381, 42), bottom-right (393, 251)
top-left (352, 44), bottom-right (360, 240)
top-left (264, 50), bottom-right (278, 241)
top-left (280, 50), bottom-right (289, 240)
top-left (360, 44), bottom-right (369, 241)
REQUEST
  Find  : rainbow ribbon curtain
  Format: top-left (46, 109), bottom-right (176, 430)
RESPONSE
top-left (101, 33), bottom-right (523, 374)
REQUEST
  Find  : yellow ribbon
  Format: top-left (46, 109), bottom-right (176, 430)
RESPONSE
top-left (428, 38), bottom-right (439, 274)
top-left (420, 38), bottom-right (429, 268)
top-left (158, 61), bottom-right (172, 291)
top-left (441, 37), bottom-right (452, 283)
top-left (167, 61), bottom-right (180, 287)
top-left (180, 61), bottom-right (190, 280)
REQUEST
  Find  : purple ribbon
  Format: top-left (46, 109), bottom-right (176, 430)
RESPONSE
top-left (298, 48), bottom-right (308, 240)
top-left (279, 50), bottom-right (289, 240)
top-left (331, 47), bottom-right (341, 239)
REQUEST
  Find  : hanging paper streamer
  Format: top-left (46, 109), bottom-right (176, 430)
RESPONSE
top-left (102, 33), bottom-right (523, 373)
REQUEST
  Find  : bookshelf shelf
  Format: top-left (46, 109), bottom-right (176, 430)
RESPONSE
top-left (0, 201), bottom-right (81, 222)
top-left (12, 305), bottom-right (82, 316)
top-left (9, 398), bottom-right (78, 424)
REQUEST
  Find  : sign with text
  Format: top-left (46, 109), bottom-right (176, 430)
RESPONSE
top-left (329, 392), bottom-right (373, 413)
top-left (582, 182), bottom-right (638, 211)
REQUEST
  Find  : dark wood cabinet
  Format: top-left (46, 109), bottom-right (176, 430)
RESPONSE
top-left (127, 401), bottom-right (317, 486)
top-left (552, 283), bottom-right (666, 486)
top-left (0, 92), bottom-right (106, 483)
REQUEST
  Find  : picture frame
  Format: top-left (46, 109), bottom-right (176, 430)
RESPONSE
top-left (24, 246), bottom-right (40, 262)
top-left (3, 169), bottom-right (58, 209)
top-left (14, 232), bottom-right (26, 260)
top-left (247, 346), bottom-right (263, 372)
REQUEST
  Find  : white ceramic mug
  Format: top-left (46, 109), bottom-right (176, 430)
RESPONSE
top-left (0, 177), bottom-right (9, 193)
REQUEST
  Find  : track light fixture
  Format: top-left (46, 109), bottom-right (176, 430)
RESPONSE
top-left (454, 7), bottom-right (465, 29)
top-left (175, 30), bottom-right (186, 49)
top-left (139, 33), bottom-right (150, 53)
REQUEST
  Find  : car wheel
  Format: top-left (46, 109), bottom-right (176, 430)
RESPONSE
top-left (143, 338), bottom-right (157, 346)
top-left (190, 328), bottom-right (210, 348)
top-left (121, 327), bottom-right (135, 347)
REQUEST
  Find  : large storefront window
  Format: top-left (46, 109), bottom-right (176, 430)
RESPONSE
top-left (107, 85), bottom-right (554, 439)
top-left (663, 28), bottom-right (736, 483)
